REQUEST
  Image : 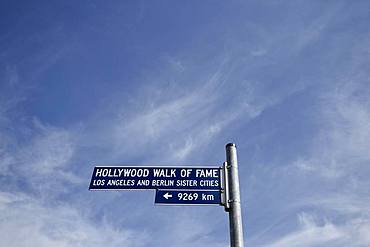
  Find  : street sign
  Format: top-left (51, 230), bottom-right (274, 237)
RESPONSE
top-left (88, 143), bottom-right (245, 247)
top-left (155, 190), bottom-right (221, 205)
top-left (89, 166), bottom-right (221, 190)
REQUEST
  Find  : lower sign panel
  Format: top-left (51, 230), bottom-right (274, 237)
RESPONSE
top-left (155, 190), bottom-right (221, 205)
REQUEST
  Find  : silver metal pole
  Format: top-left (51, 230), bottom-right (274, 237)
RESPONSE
top-left (226, 143), bottom-right (244, 247)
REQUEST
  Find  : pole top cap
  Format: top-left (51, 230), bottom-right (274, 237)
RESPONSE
top-left (226, 143), bottom-right (237, 148)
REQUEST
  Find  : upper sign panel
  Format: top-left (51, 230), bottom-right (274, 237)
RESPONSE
top-left (89, 166), bottom-right (221, 190)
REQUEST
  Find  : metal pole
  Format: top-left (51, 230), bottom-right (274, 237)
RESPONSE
top-left (226, 143), bottom-right (244, 247)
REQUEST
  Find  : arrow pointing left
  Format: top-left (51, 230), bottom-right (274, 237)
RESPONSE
top-left (163, 192), bottom-right (173, 199)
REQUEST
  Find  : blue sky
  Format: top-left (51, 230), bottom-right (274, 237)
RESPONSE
top-left (1, 1), bottom-right (370, 246)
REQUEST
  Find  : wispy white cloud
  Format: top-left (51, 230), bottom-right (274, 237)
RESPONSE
top-left (303, 194), bottom-right (370, 217)
top-left (1, 119), bottom-right (81, 188)
top-left (275, 80), bottom-right (370, 246)
top-left (153, 209), bottom-right (227, 247)
top-left (0, 65), bottom-right (26, 126)
top-left (24, 120), bottom-right (75, 172)
top-left (295, 81), bottom-right (370, 179)
top-left (4, 65), bottom-right (20, 86)
top-left (0, 191), bottom-right (148, 247)
top-left (0, 107), bottom-right (147, 246)
top-left (261, 211), bottom-right (370, 247)
top-left (88, 60), bottom-right (258, 162)
top-left (88, 57), bottom-right (309, 164)
top-left (261, 213), bottom-right (345, 247)
top-left (292, 4), bottom-right (342, 53)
